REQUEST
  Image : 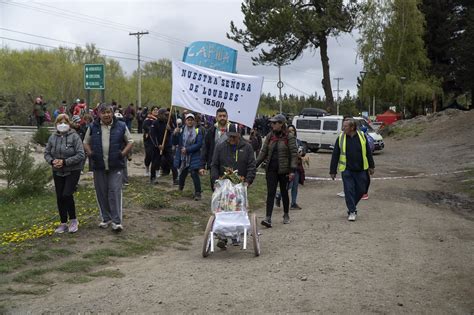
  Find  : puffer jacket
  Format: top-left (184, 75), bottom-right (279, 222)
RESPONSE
top-left (256, 131), bottom-right (298, 175)
top-left (44, 129), bottom-right (85, 175)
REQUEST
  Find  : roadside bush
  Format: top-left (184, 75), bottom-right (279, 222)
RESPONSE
top-left (0, 143), bottom-right (51, 196)
top-left (32, 127), bottom-right (51, 147)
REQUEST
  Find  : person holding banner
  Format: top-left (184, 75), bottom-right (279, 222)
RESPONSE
top-left (173, 113), bottom-right (203, 200)
top-left (256, 114), bottom-right (298, 227)
top-left (199, 108), bottom-right (232, 190)
top-left (149, 108), bottom-right (178, 185)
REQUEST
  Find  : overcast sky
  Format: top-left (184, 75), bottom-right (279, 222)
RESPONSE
top-left (0, 0), bottom-right (363, 99)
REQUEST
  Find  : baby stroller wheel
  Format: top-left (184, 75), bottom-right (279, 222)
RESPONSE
top-left (202, 214), bottom-right (215, 257)
top-left (251, 213), bottom-right (260, 256)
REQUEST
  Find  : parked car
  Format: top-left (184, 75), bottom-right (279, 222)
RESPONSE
top-left (292, 115), bottom-right (384, 153)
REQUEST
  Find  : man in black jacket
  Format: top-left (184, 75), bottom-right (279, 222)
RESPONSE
top-left (211, 124), bottom-right (256, 186)
top-left (330, 118), bottom-right (375, 222)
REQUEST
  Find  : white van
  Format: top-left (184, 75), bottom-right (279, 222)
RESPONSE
top-left (292, 115), bottom-right (384, 152)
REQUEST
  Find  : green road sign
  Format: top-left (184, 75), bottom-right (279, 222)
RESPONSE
top-left (84, 64), bottom-right (105, 90)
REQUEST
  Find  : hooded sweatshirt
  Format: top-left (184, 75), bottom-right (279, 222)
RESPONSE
top-left (44, 129), bottom-right (85, 176)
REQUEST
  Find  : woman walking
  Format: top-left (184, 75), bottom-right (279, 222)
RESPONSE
top-left (44, 114), bottom-right (85, 233)
top-left (173, 113), bottom-right (203, 200)
top-left (256, 114), bottom-right (298, 227)
top-left (142, 106), bottom-right (158, 176)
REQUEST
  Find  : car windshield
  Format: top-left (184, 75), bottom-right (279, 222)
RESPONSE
top-left (356, 119), bottom-right (375, 133)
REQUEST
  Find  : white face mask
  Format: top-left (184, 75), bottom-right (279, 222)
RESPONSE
top-left (56, 123), bottom-right (70, 133)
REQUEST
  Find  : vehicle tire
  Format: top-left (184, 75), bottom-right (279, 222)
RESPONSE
top-left (202, 214), bottom-right (215, 258)
top-left (250, 213), bottom-right (261, 257)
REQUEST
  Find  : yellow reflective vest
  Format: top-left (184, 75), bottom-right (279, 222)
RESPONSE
top-left (338, 130), bottom-right (369, 172)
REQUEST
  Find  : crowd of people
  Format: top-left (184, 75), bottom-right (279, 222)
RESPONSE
top-left (40, 95), bottom-right (374, 235)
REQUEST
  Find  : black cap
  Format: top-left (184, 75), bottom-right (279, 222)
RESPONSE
top-left (227, 124), bottom-right (240, 136)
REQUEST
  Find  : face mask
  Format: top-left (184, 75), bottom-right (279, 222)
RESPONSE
top-left (56, 123), bottom-right (70, 133)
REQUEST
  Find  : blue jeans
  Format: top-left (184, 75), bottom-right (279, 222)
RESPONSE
top-left (342, 170), bottom-right (368, 214)
top-left (290, 170), bottom-right (300, 206)
top-left (125, 119), bottom-right (132, 132)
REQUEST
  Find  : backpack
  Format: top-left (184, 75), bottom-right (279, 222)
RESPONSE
top-left (366, 133), bottom-right (375, 153)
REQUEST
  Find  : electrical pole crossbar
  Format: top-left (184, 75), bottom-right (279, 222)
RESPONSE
top-left (333, 77), bottom-right (343, 115)
top-left (129, 31), bottom-right (149, 111)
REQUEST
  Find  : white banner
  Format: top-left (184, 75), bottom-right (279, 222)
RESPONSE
top-left (172, 60), bottom-right (264, 127)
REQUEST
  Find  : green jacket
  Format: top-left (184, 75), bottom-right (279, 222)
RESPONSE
top-left (256, 131), bottom-right (298, 175)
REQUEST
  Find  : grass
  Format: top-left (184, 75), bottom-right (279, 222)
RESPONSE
top-left (387, 123), bottom-right (426, 140)
top-left (459, 168), bottom-right (474, 198)
top-left (0, 173), bottom-right (268, 300)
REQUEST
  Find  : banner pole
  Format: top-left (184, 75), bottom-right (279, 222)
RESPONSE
top-left (160, 105), bottom-right (174, 156)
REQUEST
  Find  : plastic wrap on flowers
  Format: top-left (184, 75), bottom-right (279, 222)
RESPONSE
top-left (211, 179), bottom-right (248, 213)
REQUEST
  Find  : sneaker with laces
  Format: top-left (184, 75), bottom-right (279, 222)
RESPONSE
top-left (348, 213), bottom-right (357, 221)
top-left (68, 219), bottom-right (79, 233)
top-left (216, 239), bottom-right (227, 250)
top-left (291, 204), bottom-right (302, 210)
top-left (54, 223), bottom-right (68, 234)
top-left (261, 217), bottom-right (272, 228)
top-left (283, 214), bottom-right (290, 224)
top-left (361, 194), bottom-right (369, 200)
top-left (337, 191), bottom-right (345, 198)
top-left (99, 220), bottom-right (112, 228)
top-left (111, 222), bottom-right (123, 231)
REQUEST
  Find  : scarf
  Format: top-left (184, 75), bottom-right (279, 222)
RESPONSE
top-left (179, 125), bottom-right (196, 171)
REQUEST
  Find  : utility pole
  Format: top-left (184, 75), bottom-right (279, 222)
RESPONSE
top-left (277, 64), bottom-right (284, 114)
top-left (333, 77), bottom-right (343, 115)
top-left (129, 31), bottom-right (149, 111)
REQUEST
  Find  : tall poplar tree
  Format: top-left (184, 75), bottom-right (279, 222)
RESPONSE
top-left (228, 0), bottom-right (359, 108)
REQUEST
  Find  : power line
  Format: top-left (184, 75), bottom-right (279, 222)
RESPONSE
top-left (0, 36), bottom-right (140, 62)
top-left (0, 27), bottom-right (155, 61)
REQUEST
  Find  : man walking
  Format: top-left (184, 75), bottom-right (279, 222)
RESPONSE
top-left (83, 104), bottom-right (133, 231)
top-left (200, 108), bottom-right (235, 190)
top-left (330, 118), bottom-right (375, 221)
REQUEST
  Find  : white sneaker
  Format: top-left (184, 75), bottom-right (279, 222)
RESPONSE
top-left (99, 220), bottom-right (112, 228)
top-left (111, 222), bottom-right (123, 231)
top-left (348, 213), bottom-right (356, 221)
top-left (144, 166), bottom-right (150, 177)
top-left (337, 191), bottom-right (345, 198)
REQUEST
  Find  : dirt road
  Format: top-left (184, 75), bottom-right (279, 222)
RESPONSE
top-left (6, 110), bottom-right (474, 313)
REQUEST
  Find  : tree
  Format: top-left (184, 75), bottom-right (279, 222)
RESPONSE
top-left (453, 4), bottom-right (474, 102)
top-left (228, 0), bottom-right (359, 108)
top-left (357, 0), bottom-right (441, 116)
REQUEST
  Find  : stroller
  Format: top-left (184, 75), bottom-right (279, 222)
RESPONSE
top-left (202, 179), bottom-right (261, 257)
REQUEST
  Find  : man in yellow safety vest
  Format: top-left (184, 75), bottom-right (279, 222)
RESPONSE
top-left (330, 118), bottom-right (375, 221)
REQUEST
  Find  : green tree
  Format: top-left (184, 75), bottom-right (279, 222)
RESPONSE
top-left (228, 0), bottom-right (359, 108)
top-left (453, 4), bottom-right (474, 102)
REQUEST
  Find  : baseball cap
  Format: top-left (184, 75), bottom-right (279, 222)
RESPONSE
top-left (227, 124), bottom-right (240, 136)
top-left (71, 115), bottom-right (81, 124)
top-left (269, 114), bottom-right (287, 123)
top-left (185, 113), bottom-right (195, 120)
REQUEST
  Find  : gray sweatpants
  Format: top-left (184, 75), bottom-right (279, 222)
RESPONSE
top-left (93, 169), bottom-right (123, 224)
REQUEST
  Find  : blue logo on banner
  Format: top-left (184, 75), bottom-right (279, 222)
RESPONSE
top-left (182, 41), bottom-right (238, 73)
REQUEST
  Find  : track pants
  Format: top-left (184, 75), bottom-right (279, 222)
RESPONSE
top-left (93, 169), bottom-right (123, 224)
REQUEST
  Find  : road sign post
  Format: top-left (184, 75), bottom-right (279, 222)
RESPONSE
top-left (84, 64), bottom-right (105, 104)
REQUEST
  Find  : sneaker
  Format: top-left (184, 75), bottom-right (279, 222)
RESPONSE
top-left (290, 204), bottom-right (302, 210)
top-left (54, 223), bottom-right (68, 234)
top-left (150, 178), bottom-right (157, 185)
top-left (231, 238), bottom-right (240, 246)
top-left (68, 219), bottom-right (79, 233)
top-left (216, 239), bottom-right (227, 249)
top-left (99, 220), bottom-right (112, 228)
top-left (194, 192), bottom-right (202, 201)
top-left (283, 214), bottom-right (290, 224)
top-left (145, 166), bottom-right (150, 177)
top-left (123, 182), bottom-right (130, 186)
top-left (361, 194), bottom-right (369, 200)
top-left (111, 222), bottom-right (123, 231)
top-left (348, 213), bottom-right (357, 221)
top-left (337, 191), bottom-right (345, 198)
top-left (261, 217), bottom-right (272, 228)
top-left (173, 179), bottom-right (179, 186)
top-left (275, 195), bottom-right (281, 207)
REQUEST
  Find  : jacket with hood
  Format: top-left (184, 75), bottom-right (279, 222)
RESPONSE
top-left (44, 129), bottom-right (85, 175)
top-left (211, 138), bottom-right (256, 185)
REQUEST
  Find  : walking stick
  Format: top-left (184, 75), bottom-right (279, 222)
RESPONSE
top-left (160, 106), bottom-right (174, 156)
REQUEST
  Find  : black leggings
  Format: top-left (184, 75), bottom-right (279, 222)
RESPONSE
top-left (266, 171), bottom-right (289, 218)
top-left (53, 170), bottom-right (81, 223)
top-left (144, 142), bottom-right (154, 167)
